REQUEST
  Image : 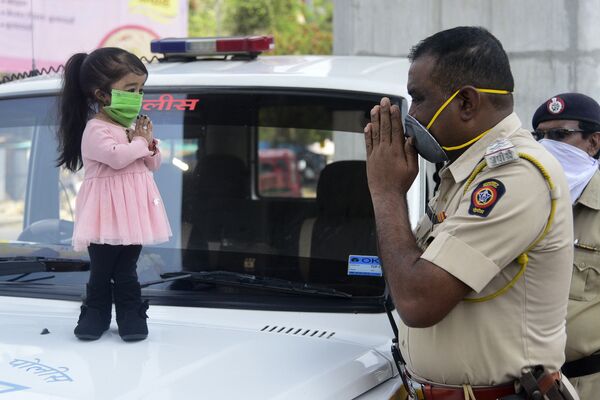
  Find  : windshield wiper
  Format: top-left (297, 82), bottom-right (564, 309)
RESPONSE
top-left (146, 271), bottom-right (353, 298)
top-left (140, 273), bottom-right (192, 288)
top-left (5, 272), bottom-right (56, 283)
top-left (0, 256), bottom-right (89, 276)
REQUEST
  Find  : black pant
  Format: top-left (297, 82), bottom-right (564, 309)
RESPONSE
top-left (87, 244), bottom-right (142, 288)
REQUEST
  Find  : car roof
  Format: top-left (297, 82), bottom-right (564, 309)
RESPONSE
top-left (0, 55), bottom-right (410, 99)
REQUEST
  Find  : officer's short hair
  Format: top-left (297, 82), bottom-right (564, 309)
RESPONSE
top-left (409, 26), bottom-right (514, 109)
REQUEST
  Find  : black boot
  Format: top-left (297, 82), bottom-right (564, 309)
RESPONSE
top-left (74, 283), bottom-right (112, 340)
top-left (114, 281), bottom-right (149, 341)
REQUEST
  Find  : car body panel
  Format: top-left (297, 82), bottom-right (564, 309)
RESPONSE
top-left (0, 56), bottom-right (410, 99)
top-left (0, 296), bottom-right (397, 400)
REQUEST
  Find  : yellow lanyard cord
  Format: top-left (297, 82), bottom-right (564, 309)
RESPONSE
top-left (462, 153), bottom-right (557, 303)
top-left (426, 88), bottom-right (511, 130)
top-left (462, 384), bottom-right (477, 400)
top-left (426, 90), bottom-right (461, 129)
top-left (475, 89), bottom-right (512, 94)
top-left (426, 88), bottom-right (511, 151)
top-left (442, 128), bottom-right (491, 151)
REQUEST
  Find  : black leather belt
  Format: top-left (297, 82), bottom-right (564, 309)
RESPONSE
top-left (562, 353), bottom-right (600, 378)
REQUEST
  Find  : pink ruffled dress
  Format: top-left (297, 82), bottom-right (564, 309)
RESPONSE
top-left (72, 118), bottom-right (172, 251)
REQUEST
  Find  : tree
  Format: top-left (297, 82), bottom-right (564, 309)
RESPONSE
top-left (188, 0), bottom-right (332, 55)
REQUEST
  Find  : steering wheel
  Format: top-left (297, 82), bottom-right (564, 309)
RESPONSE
top-left (18, 219), bottom-right (74, 245)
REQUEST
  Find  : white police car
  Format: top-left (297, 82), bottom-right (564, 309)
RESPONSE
top-left (0, 36), bottom-right (424, 399)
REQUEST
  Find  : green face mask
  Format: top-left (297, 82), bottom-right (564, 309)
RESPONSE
top-left (103, 89), bottom-right (143, 127)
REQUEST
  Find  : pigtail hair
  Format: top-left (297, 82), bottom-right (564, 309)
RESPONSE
top-left (57, 52), bottom-right (89, 172)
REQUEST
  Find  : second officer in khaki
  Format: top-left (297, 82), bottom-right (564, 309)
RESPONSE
top-left (532, 93), bottom-right (600, 400)
top-left (365, 27), bottom-right (578, 399)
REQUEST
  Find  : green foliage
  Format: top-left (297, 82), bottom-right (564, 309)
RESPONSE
top-left (189, 0), bottom-right (220, 36)
top-left (188, 0), bottom-right (332, 54)
top-left (223, 0), bottom-right (274, 36)
top-left (259, 126), bottom-right (332, 148)
top-left (259, 104), bottom-right (333, 146)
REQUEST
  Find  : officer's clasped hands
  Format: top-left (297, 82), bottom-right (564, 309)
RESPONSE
top-left (364, 97), bottom-right (419, 197)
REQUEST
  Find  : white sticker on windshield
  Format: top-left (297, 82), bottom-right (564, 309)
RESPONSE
top-left (348, 255), bottom-right (382, 277)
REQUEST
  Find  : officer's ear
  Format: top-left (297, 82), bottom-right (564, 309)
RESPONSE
top-left (456, 86), bottom-right (481, 122)
top-left (588, 132), bottom-right (600, 158)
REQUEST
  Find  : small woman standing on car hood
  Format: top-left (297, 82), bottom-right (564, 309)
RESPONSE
top-left (56, 48), bottom-right (172, 342)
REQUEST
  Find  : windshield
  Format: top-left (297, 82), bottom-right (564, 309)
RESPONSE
top-left (0, 89), bottom-right (404, 310)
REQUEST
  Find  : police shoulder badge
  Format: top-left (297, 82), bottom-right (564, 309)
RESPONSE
top-left (469, 179), bottom-right (506, 217)
top-left (484, 139), bottom-right (518, 168)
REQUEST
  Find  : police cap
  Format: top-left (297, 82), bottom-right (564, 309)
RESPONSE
top-left (532, 92), bottom-right (600, 129)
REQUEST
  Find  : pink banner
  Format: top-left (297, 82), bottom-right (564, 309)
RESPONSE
top-left (0, 0), bottom-right (188, 72)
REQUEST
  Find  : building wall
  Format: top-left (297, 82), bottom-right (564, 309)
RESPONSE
top-left (333, 0), bottom-right (600, 129)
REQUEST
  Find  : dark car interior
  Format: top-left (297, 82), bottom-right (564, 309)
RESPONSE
top-left (0, 90), bottom-right (406, 304)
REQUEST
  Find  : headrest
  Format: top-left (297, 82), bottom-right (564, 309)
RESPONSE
top-left (316, 160), bottom-right (374, 218)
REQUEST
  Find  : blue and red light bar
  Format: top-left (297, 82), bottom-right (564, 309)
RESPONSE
top-left (150, 36), bottom-right (275, 58)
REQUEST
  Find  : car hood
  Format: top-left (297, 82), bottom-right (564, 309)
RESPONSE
top-left (0, 296), bottom-right (395, 400)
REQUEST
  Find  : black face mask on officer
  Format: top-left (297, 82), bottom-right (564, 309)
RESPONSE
top-left (404, 88), bottom-right (512, 163)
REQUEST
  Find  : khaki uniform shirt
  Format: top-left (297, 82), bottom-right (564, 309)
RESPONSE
top-left (400, 113), bottom-right (574, 386)
top-left (566, 170), bottom-right (600, 362)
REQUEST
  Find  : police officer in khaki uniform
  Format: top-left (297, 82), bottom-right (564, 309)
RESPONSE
top-left (365, 27), bottom-right (579, 399)
top-left (532, 93), bottom-right (600, 400)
